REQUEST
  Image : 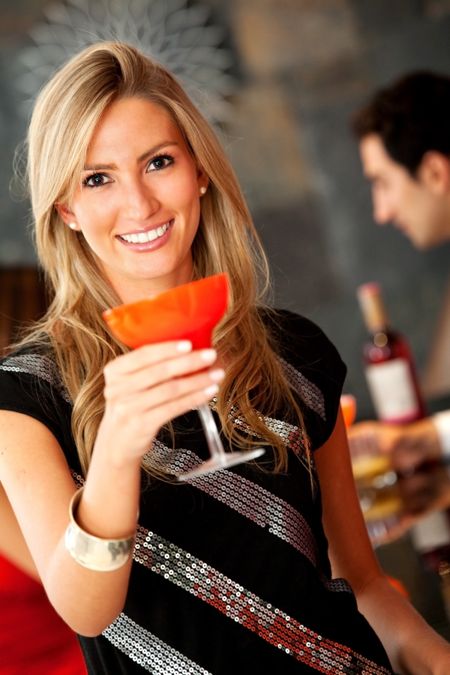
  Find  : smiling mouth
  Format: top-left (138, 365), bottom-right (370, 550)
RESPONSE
top-left (117, 220), bottom-right (173, 244)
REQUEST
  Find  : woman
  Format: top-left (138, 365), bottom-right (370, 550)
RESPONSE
top-left (0, 42), bottom-right (449, 674)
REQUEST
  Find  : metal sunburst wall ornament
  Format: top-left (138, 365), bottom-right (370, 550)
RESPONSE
top-left (16, 0), bottom-right (236, 124)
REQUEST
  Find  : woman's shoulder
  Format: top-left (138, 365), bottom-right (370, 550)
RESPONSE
top-left (0, 340), bottom-right (69, 404)
top-left (261, 305), bottom-right (330, 336)
top-left (0, 340), bottom-right (76, 460)
top-left (262, 307), bottom-right (345, 373)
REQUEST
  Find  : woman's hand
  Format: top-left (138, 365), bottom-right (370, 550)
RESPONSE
top-left (95, 340), bottom-right (224, 466)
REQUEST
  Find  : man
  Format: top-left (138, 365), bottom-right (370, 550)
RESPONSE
top-left (349, 71), bottom-right (450, 472)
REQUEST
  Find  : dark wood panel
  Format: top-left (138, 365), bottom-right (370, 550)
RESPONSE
top-left (0, 267), bottom-right (48, 353)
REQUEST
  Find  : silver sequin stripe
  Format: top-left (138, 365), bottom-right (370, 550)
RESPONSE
top-left (70, 476), bottom-right (213, 673)
top-left (134, 527), bottom-right (391, 675)
top-left (103, 613), bottom-right (212, 674)
top-left (0, 354), bottom-right (71, 403)
top-left (0, 352), bottom-right (326, 422)
top-left (212, 399), bottom-right (313, 475)
top-left (2, 352), bottom-right (312, 463)
top-left (148, 440), bottom-right (350, 595)
top-left (230, 404), bottom-right (310, 460)
top-left (150, 439), bottom-right (318, 566)
top-left (278, 356), bottom-right (326, 420)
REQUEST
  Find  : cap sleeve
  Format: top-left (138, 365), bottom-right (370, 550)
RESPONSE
top-left (266, 309), bottom-right (347, 450)
top-left (0, 351), bottom-right (79, 470)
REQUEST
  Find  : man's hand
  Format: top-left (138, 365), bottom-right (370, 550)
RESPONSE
top-left (348, 418), bottom-right (442, 473)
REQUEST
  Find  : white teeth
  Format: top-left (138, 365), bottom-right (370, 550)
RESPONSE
top-left (120, 222), bottom-right (170, 244)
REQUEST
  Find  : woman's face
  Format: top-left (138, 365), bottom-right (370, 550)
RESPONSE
top-left (58, 97), bottom-right (207, 301)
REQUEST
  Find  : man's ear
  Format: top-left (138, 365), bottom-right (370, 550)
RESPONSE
top-left (418, 151), bottom-right (450, 195)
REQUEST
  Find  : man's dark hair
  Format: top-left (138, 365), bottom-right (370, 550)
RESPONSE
top-left (352, 71), bottom-right (450, 176)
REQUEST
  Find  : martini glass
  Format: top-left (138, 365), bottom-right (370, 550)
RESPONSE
top-left (103, 273), bottom-right (265, 480)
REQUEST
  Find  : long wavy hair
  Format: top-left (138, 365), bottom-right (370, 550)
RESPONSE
top-left (21, 41), bottom-right (309, 476)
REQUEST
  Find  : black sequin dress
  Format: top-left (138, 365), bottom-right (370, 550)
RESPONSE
top-left (0, 310), bottom-right (394, 674)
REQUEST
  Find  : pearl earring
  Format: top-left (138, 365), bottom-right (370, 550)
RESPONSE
top-left (200, 186), bottom-right (207, 196)
top-left (68, 222), bottom-right (78, 230)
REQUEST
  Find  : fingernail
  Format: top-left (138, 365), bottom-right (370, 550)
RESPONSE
top-left (177, 341), bottom-right (192, 352)
top-left (204, 384), bottom-right (219, 397)
top-left (209, 368), bottom-right (225, 382)
top-left (200, 349), bottom-right (216, 362)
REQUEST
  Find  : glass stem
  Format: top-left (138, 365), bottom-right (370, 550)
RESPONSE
top-left (197, 403), bottom-right (225, 460)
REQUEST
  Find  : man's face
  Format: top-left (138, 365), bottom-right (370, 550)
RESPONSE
top-left (359, 133), bottom-right (448, 249)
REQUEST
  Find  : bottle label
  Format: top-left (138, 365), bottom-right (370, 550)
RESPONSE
top-left (411, 511), bottom-right (450, 553)
top-left (365, 358), bottom-right (421, 422)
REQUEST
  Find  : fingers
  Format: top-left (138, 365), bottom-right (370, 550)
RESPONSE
top-left (104, 343), bottom-right (217, 397)
top-left (97, 345), bottom-right (226, 462)
top-left (140, 370), bottom-right (224, 434)
top-left (125, 348), bottom-right (217, 394)
top-left (106, 340), bottom-right (193, 377)
top-left (117, 366), bottom-right (225, 416)
top-left (101, 342), bottom-right (224, 435)
top-left (100, 366), bottom-right (224, 460)
top-left (348, 423), bottom-right (380, 457)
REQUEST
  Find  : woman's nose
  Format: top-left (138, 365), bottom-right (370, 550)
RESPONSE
top-left (125, 181), bottom-right (160, 220)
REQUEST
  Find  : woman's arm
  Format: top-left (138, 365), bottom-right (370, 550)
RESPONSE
top-left (0, 410), bottom-right (136, 636)
top-left (315, 409), bottom-right (450, 675)
top-left (0, 340), bottom-right (222, 636)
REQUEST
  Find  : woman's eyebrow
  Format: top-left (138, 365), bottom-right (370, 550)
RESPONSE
top-left (83, 141), bottom-right (180, 171)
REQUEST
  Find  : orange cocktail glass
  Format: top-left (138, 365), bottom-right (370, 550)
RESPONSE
top-left (340, 394), bottom-right (357, 429)
top-left (103, 273), bottom-right (264, 480)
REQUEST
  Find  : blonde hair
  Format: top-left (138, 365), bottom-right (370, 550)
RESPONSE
top-left (22, 41), bottom-right (309, 476)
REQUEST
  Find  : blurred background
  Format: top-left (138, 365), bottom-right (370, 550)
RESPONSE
top-left (1, 0), bottom-right (449, 418)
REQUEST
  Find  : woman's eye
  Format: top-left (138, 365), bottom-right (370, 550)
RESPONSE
top-left (148, 155), bottom-right (174, 172)
top-left (83, 173), bottom-right (109, 188)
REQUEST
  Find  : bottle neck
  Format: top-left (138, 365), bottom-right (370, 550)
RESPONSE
top-left (358, 287), bottom-right (389, 334)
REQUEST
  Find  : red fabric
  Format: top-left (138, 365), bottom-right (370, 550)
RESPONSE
top-left (0, 554), bottom-right (86, 674)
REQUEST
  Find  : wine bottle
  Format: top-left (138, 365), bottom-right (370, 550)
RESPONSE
top-left (411, 510), bottom-right (450, 574)
top-left (410, 510), bottom-right (450, 623)
top-left (357, 282), bottom-right (425, 423)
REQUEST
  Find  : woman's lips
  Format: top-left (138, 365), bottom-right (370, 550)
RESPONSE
top-left (116, 219), bottom-right (174, 251)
